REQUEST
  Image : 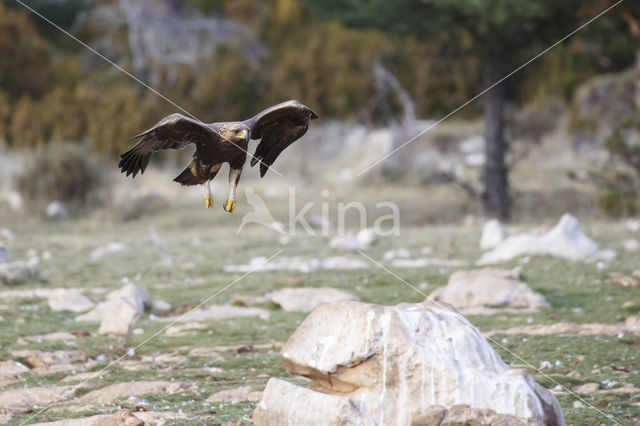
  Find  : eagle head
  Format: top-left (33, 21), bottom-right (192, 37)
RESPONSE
top-left (221, 123), bottom-right (250, 143)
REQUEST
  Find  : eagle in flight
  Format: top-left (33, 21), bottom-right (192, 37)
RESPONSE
top-left (119, 100), bottom-right (318, 213)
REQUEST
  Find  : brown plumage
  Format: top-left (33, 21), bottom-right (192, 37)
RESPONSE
top-left (119, 100), bottom-right (318, 212)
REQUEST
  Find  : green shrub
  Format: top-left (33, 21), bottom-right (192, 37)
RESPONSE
top-left (16, 143), bottom-right (104, 210)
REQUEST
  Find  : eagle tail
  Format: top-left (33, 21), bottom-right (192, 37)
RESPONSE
top-left (173, 164), bottom-right (199, 186)
top-left (119, 144), bottom-right (151, 178)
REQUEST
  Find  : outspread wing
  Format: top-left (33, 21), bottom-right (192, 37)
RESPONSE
top-left (245, 100), bottom-right (318, 177)
top-left (119, 113), bottom-right (219, 178)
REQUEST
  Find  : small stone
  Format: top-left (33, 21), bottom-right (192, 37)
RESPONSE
top-left (571, 382), bottom-right (599, 393)
top-left (608, 272), bottom-right (639, 288)
top-left (45, 201), bottom-right (69, 220)
top-left (207, 386), bottom-right (262, 404)
top-left (48, 289), bottom-right (95, 313)
top-left (539, 360), bottom-right (553, 370)
top-left (480, 219), bottom-right (504, 250)
top-left (573, 401), bottom-right (585, 408)
top-left (623, 239), bottom-right (639, 252)
top-left (151, 300), bottom-right (172, 315)
top-left (269, 287), bottom-right (359, 313)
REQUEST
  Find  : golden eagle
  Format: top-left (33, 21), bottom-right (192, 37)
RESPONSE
top-left (119, 100), bottom-right (318, 212)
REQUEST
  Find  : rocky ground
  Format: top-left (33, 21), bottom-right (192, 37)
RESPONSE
top-left (0, 187), bottom-right (639, 425)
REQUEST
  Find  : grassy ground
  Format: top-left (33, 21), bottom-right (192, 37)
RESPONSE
top-left (1, 189), bottom-right (639, 425)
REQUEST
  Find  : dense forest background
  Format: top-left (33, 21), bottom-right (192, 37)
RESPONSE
top-left (1, 0), bottom-right (637, 152)
top-left (1, 0), bottom-right (639, 219)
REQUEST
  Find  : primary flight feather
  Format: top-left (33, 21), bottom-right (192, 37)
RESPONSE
top-left (119, 100), bottom-right (318, 212)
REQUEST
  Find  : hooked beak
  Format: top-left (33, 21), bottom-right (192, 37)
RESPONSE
top-left (239, 129), bottom-right (249, 142)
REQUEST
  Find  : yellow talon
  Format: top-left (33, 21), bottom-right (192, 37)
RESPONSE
top-left (205, 196), bottom-right (214, 209)
top-left (224, 199), bottom-right (236, 213)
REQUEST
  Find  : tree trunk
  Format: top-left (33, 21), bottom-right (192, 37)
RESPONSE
top-left (482, 50), bottom-right (510, 220)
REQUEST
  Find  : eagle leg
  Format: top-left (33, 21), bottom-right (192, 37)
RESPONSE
top-left (223, 167), bottom-right (242, 213)
top-left (204, 181), bottom-right (213, 209)
top-left (224, 199), bottom-right (236, 213)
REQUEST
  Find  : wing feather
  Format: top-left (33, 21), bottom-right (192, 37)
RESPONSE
top-left (119, 113), bottom-right (218, 178)
top-left (245, 100), bottom-right (318, 177)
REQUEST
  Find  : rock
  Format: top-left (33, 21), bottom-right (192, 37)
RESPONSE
top-left (90, 242), bottom-right (129, 260)
top-left (77, 284), bottom-right (150, 334)
top-left (107, 283), bottom-right (149, 313)
top-left (78, 381), bottom-right (187, 404)
top-left (608, 272), bottom-right (639, 287)
top-left (207, 386), bottom-right (262, 404)
top-left (165, 322), bottom-right (208, 337)
top-left (256, 300), bottom-right (564, 425)
top-left (329, 233), bottom-right (361, 251)
top-left (61, 371), bottom-right (107, 383)
top-left (480, 219), bottom-right (504, 250)
top-left (390, 258), bottom-right (464, 268)
top-left (411, 404), bottom-right (541, 426)
top-left (1, 228), bottom-right (15, 242)
top-left (383, 248), bottom-right (411, 261)
top-left (0, 260), bottom-right (37, 281)
top-left (478, 214), bottom-right (599, 264)
top-left (253, 378), bottom-right (364, 426)
top-left (150, 299), bottom-right (172, 315)
top-left (571, 383), bottom-right (599, 393)
top-left (31, 410), bottom-right (189, 426)
top-left (12, 350), bottom-right (87, 370)
top-left (92, 409), bottom-right (144, 426)
top-left (0, 360), bottom-right (30, 378)
top-left (156, 304), bottom-right (271, 322)
top-left (590, 248), bottom-right (617, 262)
top-left (231, 294), bottom-right (268, 307)
top-left (269, 287), bottom-right (359, 313)
top-left (0, 287), bottom-right (94, 303)
top-left (223, 256), bottom-right (368, 273)
top-left (309, 214), bottom-right (332, 231)
top-left (23, 332), bottom-right (78, 343)
top-left (356, 228), bottom-right (378, 248)
top-left (97, 295), bottom-right (141, 336)
top-left (623, 238), bottom-right (639, 252)
top-left (329, 228), bottom-right (378, 251)
top-left (6, 191), bottom-right (23, 211)
top-left (47, 289), bottom-right (95, 313)
top-left (0, 385), bottom-right (72, 415)
top-left (485, 317), bottom-right (640, 337)
top-left (538, 361), bottom-right (552, 370)
top-left (0, 242), bottom-right (9, 263)
top-left (430, 269), bottom-right (549, 312)
top-left (45, 201), bottom-right (69, 220)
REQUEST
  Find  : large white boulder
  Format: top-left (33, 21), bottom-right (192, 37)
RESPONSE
top-left (76, 284), bottom-right (150, 336)
top-left (431, 269), bottom-right (549, 312)
top-left (269, 287), bottom-right (359, 313)
top-left (479, 219), bottom-right (504, 250)
top-left (478, 214), bottom-right (598, 264)
top-left (254, 300), bottom-right (564, 425)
